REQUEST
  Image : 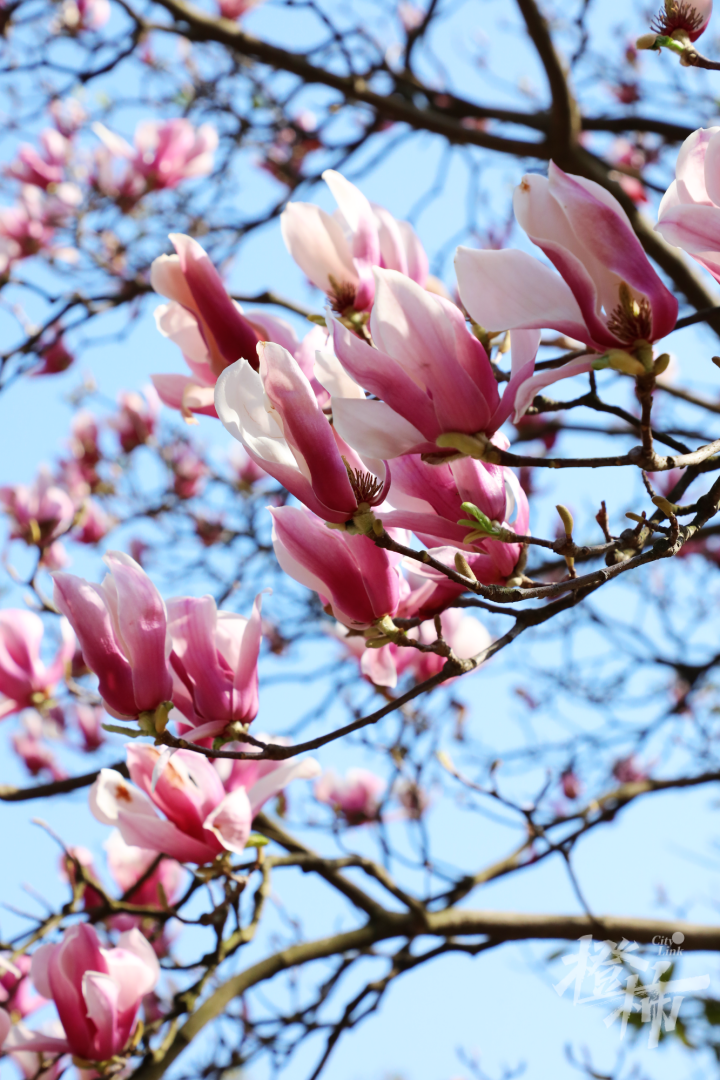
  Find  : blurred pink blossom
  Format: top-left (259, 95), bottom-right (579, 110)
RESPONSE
top-left (314, 768), bottom-right (385, 825)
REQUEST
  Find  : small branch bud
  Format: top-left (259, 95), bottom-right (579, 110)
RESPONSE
top-left (454, 551), bottom-right (477, 581)
top-left (556, 504), bottom-right (574, 538)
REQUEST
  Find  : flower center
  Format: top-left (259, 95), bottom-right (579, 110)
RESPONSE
top-left (606, 282), bottom-right (653, 345)
top-left (651, 0), bottom-right (705, 35)
top-left (343, 458), bottom-right (384, 506)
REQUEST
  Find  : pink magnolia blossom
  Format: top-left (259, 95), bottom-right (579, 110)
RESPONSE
top-left (323, 268), bottom-right (539, 458)
top-left (0, 610), bottom-right (74, 719)
top-left (150, 234), bottom-right (299, 418)
top-left (456, 163), bottom-right (678, 414)
top-left (650, 0), bottom-right (712, 41)
top-left (73, 498), bottom-right (113, 544)
top-left (314, 768), bottom-right (385, 825)
top-left (110, 386), bottom-right (160, 452)
top-left (35, 335), bottom-right (74, 376)
top-left (163, 441), bottom-right (208, 499)
top-left (271, 505), bottom-right (402, 629)
top-left (49, 99), bottom-right (88, 138)
top-left (560, 769), bottom-right (583, 800)
top-left (89, 743), bottom-right (320, 863)
top-left (11, 924), bottom-right (159, 1062)
top-left (4, 1021), bottom-right (67, 1080)
top-left (281, 169), bottom-right (428, 313)
top-left (105, 830), bottom-right (183, 909)
top-left (216, 0), bottom-right (264, 17)
top-left (216, 342), bottom-right (389, 523)
top-left (0, 468), bottom-right (76, 548)
top-left (0, 954), bottom-right (44, 1019)
top-left (53, 551), bottom-right (173, 720)
top-left (93, 120), bottom-right (217, 205)
top-left (167, 592), bottom-right (263, 740)
top-left (74, 702), bottom-right (105, 751)
top-left (381, 446), bottom-right (528, 573)
top-left (338, 606), bottom-right (491, 689)
top-left (396, 545), bottom-right (521, 617)
top-left (6, 130), bottom-right (71, 191)
top-left (12, 712), bottom-right (66, 781)
top-left (0, 189), bottom-right (55, 273)
top-left (655, 126), bottom-right (720, 283)
top-left (612, 755), bottom-right (649, 784)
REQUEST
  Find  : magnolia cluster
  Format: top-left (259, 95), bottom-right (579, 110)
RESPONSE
top-left (0, 108), bottom-right (216, 315)
top-left (145, 162), bottom-right (682, 683)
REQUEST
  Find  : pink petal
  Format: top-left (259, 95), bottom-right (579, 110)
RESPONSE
top-left (203, 787), bottom-right (252, 853)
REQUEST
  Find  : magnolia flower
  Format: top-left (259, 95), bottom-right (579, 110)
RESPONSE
top-left (281, 169), bottom-right (428, 312)
top-left (12, 712), bottom-right (66, 781)
top-left (74, 703), bottom-right (105, 752)
top-left (656, 126), bottom-right (720, 283)
top-left (650, 0), bottom-right (712, 41)
top-left (49, 98), bottom-right (88, 138)
top-left (93, 120), bottom-right (217, 204)
top-left (10, 925), bottom-right (159, 1062)
top-left (397, 545), bottom-right (520, 617)
top-left (323, 268), bottom-right (539, 458)
top-left (270, 505), bottom-right (402, 629)
top-left (560, 769), bottom-right (583, 800)
top-left (6, 130), bottom-right (71, 190)
top-left (89, 743), bottom-right (320, 863)
top-left (0, 611), bottom-right (74, 719)
top-left (163, 441), bottom-right (208, 499)
top-left (151, 234), bottom-right (299, 419)
top-left (314, 768), bottom-right (386, 825)
top-left (0, 954), bottom-right (44, 1019)
top-left (167, 592), bottom-right (263, 740)
top-left (0, 468), bottom-right (75, 548)
top-left (216, 342), bottom-right (389, 523)
top-left (53, 551), bottom-right (173, 720)
top-left (367, 609), bottom-right (492, 688)
top-left (381, 448), bottom-right (528, 579)
top-left (73, 498), bottom-right (113, 544)
top-left (456, 163), bottom-right (678, 414)
top-left (110, 386), bottom-right (160, 452)
top-left (35, 335), bottom-right (74, 376)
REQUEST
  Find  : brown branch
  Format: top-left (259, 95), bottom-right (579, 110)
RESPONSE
top-left (0, 761), bottom-right (128, 801)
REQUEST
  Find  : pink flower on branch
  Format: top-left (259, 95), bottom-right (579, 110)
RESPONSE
top-left (6, 130), bottom-right (71, 191)
top-left (656, 126), bottom-right (720, 283)
top-left (270, 505), bottom-right (401, 629)
top-left (92, 119), bottom-right (217, 205)
top-left (323, 268), bottom-right (539, 459)
top-left (215, 341), bottom-right (389, 523)
top-left (53, 551), bottom-right (173, 721)
top-left (89, 743), bottom-right (320, 864)
top-left (167, 592), bottom-right (264, 740)
top-left (0, 610), bottom-right (74, 719)
top-left (110, 386), bottom-right (160, 453)
top-left (381, 448), bottom-right (528, 579)
top-left (11, 924), bottom-right (159, 1063)
top-left (455, 163), bottom-right (678, 414)
top-left (0, 468), bottom-right (75, 548)
top-left (281, 169), bottom-right (428, 313)
top-left (314, 768), bottom-right (386, 825)
top-left (0, 955), bottom-right (43, 1019)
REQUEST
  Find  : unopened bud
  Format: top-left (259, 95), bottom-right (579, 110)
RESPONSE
top-left (636, 32), bottom-right (659, 49)
top-left (653, 353), bottom-right (671, 375)
top-left (652, 495), bottom-right (677, 517)
top-left (454, 551), bottom-right (477, 581)
top-left (556, 504), bottom-right (574, 538)
top-left (605, 350), bottom-right (647, 377)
